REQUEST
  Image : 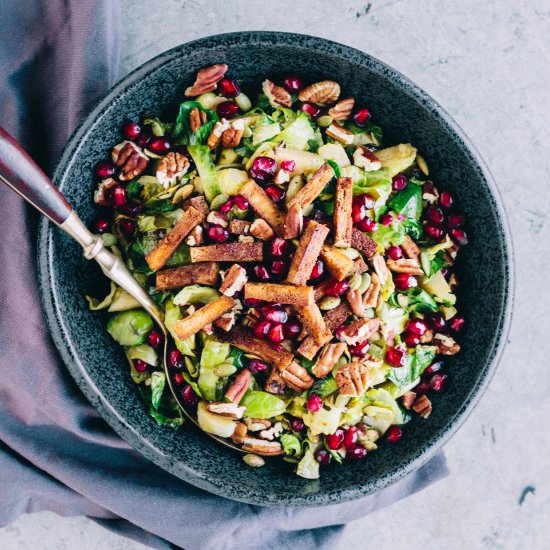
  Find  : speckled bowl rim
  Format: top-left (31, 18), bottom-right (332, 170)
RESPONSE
top-left (37, 31), bottom-right (514, 507)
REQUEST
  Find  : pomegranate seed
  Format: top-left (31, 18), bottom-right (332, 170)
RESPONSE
top-left (354, 194), bottom-right (376, 211)
top-left (349, 339), bottom-right (370, 356)
top-left (95, 162), bottom-right (116, 179)
top-left (300, 102), bottom-right (321, 119)
top-left (253, 265), bottom-right (270, 280)
top-left (135, 132), bottom-right (152, 148)
top-left (325, 429), bottom-right (345, 450)
top-left (392, 174), bottom-right (408, 191)
top-left (284, 321), bottom-right (301, 339)
top-left (386, 426), bottom-right (403, 443)
top-left (450, 228), bottom-right (468, 246)
top-left (291, 418), bottom-right (305, 432)
top-left (415, 381), bottom-right (430, 395)
top-left (119, 219), bottom-right (135, 236)
top-left (352, 202), bottom-right (367, 224)
top-left (441, 268), bottom-right (450, 278)
top-left (118, 202), bottom-right (143, 217)
top-left (387, 246), bottom-right (403, 260)
top-left (426, 207), bottom-right (445, 224)
top-left (440, 191), bottom-right (454, 209)
top-left (386, 346), bottom-right (406, 367)
top-left (315, 450), bottom-right (332, 465)
top-left (267, 323), bottom-right (285, 343)
top-left (233, 195), bottom-right (249, 210)
top-left (343, 426), bottom-right (358, 449)
top-left (271, 260), bottom-right (286, 276)
top-left (261, 305), bottom-right (288, 324)
top-left (218, 77), bottom-right (240, 97)
top-left (216, 101), bottom-right (239, 118)
top-left (147, 330), bottom-right (163, 349)
top-left (309, 259), bottom-right (325, 281)
top-left (430, 373), bottom-right (448, 392)
top-left (207, 226), bottom-right (229, 243)
top-left (403, 331), bottom-right (421, 347)
top-left (94, 218), bottom-right (110, 233)
top-left (425, 361), bottom-right (444, 375)
top-left (148, 137), bottom-right (172, 154)
top-left (254, 319), bottom-right (272, 338)
top-left (357, 217), bottom-right (378, 232)
top-left (393, 273), bottom-right (418, 291)
top-left (248, 359), bottom-right (268, 374)
top-left (283, 75), bottom-right (303, 92)
top-left (132, 359), bottom-right (149, 373)
top-left (306, 393), bottom-right (323, 412)
top-left (281, 160), bottom-right (296, 172)
top-left (379, 213), bottom-right (394, 226)
top-left (450, 316), bottom-right (465, 332)
top-left (181, 385), bottom-right (199, 407)
top-left (113, 186), bottom-right (127, 206)
top-left (121, 121), bottom-right (141, 140)
top-left (448, 213), bottom-right (466, 228)
top-left (427, 312), bottom-right (446, 331)
top-left (353, 107), bottom-right (371, 127)
top-left (173, 372), bottom-right (184, 386)
top-left (406, 319), bottom-right (428, 336)
top-left (270, 237), bottom-right (290, 257)
top-left (169, 349), bottom-right (184, 369)
top-left (265, 184), bottom-right (285, 202)
top-left (335, 325), bottom-right (347, 341)
top-left (324, 279), bottom-right (350, 297)
top-left (220, 199), bottom-right (234, 213)
top-left (425, 223), bottom-right (445, 241)
top-left (249, 155), bottom-right (277, 182)
top-left (346, 446), bottom-right (367, 460)
top-left (244, 297), bottom-right (261, 307)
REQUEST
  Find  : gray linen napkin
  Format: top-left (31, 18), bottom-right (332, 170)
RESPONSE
top-left (0, 2), bottom-right (448, 549)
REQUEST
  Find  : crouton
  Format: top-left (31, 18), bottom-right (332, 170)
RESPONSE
top-left (312, 343), bottom-right (347, 378)
top-left (244, 282), bottom-right (313, 306)
top-left (333, 177), bottom-right (353, 247)
top-left (265, 368), bottom-right (287, 394)
top-left (239, 179), bottom-right (286, 236)
top-left (190, 242), bottom-right (263, 263)
top-left (219, 264), bottom-right (247, 296)
top-left (296, 330), bottom-right (332, 360)
top-left (183, 195), bottom-right (209, 217)
top-left (351, 227), bottom-right (378, 258)
top-left (320, 244), bottom-right (354, 281)
top-left (155, 262), bottom-right (219, 291)
top-left (295, 303), bottom-right (331, 345)
top-left (347, 257), bottom-right (368, 277)
top-left (286, 163), bottom-right (335, 210)
top-left (229, 219), bottom-right (251, 235)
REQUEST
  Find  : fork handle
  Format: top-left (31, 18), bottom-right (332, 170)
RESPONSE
top-left (0, 127), bottom-right (72, 225)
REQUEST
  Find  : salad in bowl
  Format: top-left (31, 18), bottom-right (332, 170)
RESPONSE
top-left (87, 64), bottom-right (467, 479)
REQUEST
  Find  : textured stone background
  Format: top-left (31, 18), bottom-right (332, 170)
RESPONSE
top-left (1, 0), bottom-right (549, 548)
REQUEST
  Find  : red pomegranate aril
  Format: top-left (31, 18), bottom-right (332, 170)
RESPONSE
top-left (253, 265), bottom-right (271, 281)
top-left (306, 393), bottom-right (323, 412)
top-left (270, 237), bottom-right (289, 257)
top-left (353, 107), bottom-right (371, 127)
top-left (324, 279), bottom-right (350, 297)
top-left (440, 190), bottom-right (455, 209)
top-left (355, 193), bottom-right (376, 210)
top-left (403, 331), bottom-right (421, 347)
top-left (262, 305), bottom-right (288, 324)
top-left (425, 223), bottom-right (445, 241)
top-left (244, 297), bottom-right (261, 307)
top-left (315, 450), bottom-right (332, 465)
top-left (380, 213), bottom-right (394, 226)
top-left (394, 273), bottom-right (418, 291)
top-left (349, 339), bottom-right (370, 356)
top-left (181, 385), bottom-right (199, 407)
top-left (406, 318), bottom-right (428, 336)
top-left (95, 162), bottom-right (116, 179)
top-left (249, 155), bottom-right (277, 182)
top-left (427, 312), bottom-right (446, 331)
top-left (172, 372), bottom-right (184, 386)
top-left (254, 319), bottom-right (272, 338)
top-left (335, 324), bottom-right (347, 342)
top-left (148, 136), bottom-right (172, 154)
top-left (448, 213), bottom-right (466, 228)
top-left (430, 373), bottom-right (448, 392)
top-left (169, 349), bottom-right (184, 369)
top-left (386, 426), bottom-right (403, 443)
top-left (220, 198), bottom-right (234, 213)
top-left (267, 323), bottom-right (285, 343)
top-left (207, 226), bottom-right (229, 243)
top-left (233, 195), bottom-right (249, 210)
top-left (135, 132), bottom-right (152, 148)
top-left (300, 102), bottom-right (321, 119)
top-left (118, 202), bottom-right (143, 217)
top-left (450, 228), bottom-right (468, 246)
top-left (265, 184), bottom-right (285, 202)
top-left (357, 217), bottom-right (378, 232)
top-left (346, 446), bottom-right (367, 460)
top-left (218, 77), bottom-right (240, 97)
top-left (426, 206), bottom-right (445, 224)
top-left (216, 100), bottom-right (239, 118)
top-left (248, 359), bottom-right (268, 374)
top-left (113, 186), bottom-right (127, 206)
top-left (121, 121), bottom-right (141, 140)
top-left (352, 202), bottom-right (367, 224)
top-left (281, 160), bottom-right (296, 172)
top-left (415, 381), bottom-right (430, 395)
top-left (271, 260), bottom-right (286, 276)
top-left (343, 426), bottom-right (358, 449)
top-left (132, 359), bottom-right (149, 373)
top-left (325, 429), bottom-right (345, 450)
top-left (309, 259), bottom-right (325, 281)
top-left (119, 219), bottom-right (135, 236)
top-left (94, 218), bottom-right (110, 233)
top-left (392, 174), bottom-right (408, 191)
top-left (291, 418), bottom-right (305, 432)
top-left (147, 329), bottom-right (163, 349)
top-left (425, 360), bottom-right (444, 375)
top-left (284, 321), bottom-right (301, 339)
top-left (283, 75), bottom-right (303, 92)
top-left (386, 346), bottom-right (406, 367)
top-left (387, 246), bottom-right (403, 260)
top-left (450, 316), bottom-right (465, 332)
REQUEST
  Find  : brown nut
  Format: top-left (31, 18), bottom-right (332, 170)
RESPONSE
top-left (338, 318), bottom-right (380, 346)
top-left (284, 203), bottom-right (304, 239)
top-left (336, 362), bottom-right (370, 397)
top-left (221, 119), bottom-right (244, 149)
top-left (353, 146), bottom-right (382, 172)
top-left (189, 107), bottom-right (208, 133)
top-left (111, 141), bottom-right (149, 181)
top-left (241, 437), bottom-right (284, 456)
top-left (231, 422), bottom-right (247, 444)
top-left (205, 401), bottom-right (245, 419)
top-left (387, 258), bottom-right (424, 275)
top-left (224, 369), bottom-right (252, 403)
top-left (401, 391), bottom-right (417, 410)
top-left (298, 80), bottom-right (340, 105)
top-left (401, 235), bottom-right (420, 261)
top-left (219, 264), bottom-right (248, 297)
top-left (346, 288), bottom-right (366, 318)
top-left (185, 63), bottom-right (228, 97)
top-left (250, 219), bottom-right (275, 241)
top-left (262, 79), bottom-right (292, 108)
top-left (433, 333), bottom-right (461, 355)
top-left (207, 119), bottom-right (230, 149)
top-left (412, 394), bottom-right (433, 418)
top-left (328, 97), bottom-right (355, 121)
top-left (325, 122), bottom-right (354, 145)
top-left (312, 342), bottom-right (347, 379)
top-left (363, 273), bottom-right (381, 308)
top-left (93, 177), bottom-right (118, 206)
top-left (156, 152), bottom-right (190, 188)
top-left (280, 361), bottom-right (314, 391)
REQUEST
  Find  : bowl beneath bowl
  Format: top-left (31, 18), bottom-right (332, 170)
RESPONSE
top-left (38, 31), bottom-right (513, 507)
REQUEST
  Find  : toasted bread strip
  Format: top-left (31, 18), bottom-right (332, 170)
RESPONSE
top-left (295, 303), bottom-right (331, 345)
top-left (287, 163), bottom-right (335, 210)
top-left (218, 326), bottom-right (294, 369)
top-left (297, 330), bottom-right (332, 360)
top-left (244, 283), bottom-right (313, 306)
top-left (156, 262), bottom-right (219, 291)
top-left (183, 195), bottom-right (209, 217)
top-left (347, 257), bottom-right (368, 277)
top-left (265, 367), bottom-right (287, 394)
top-left (286, 221), bottom-right (329, 285)
top-left (239, 179), bottom-right (286, 236)
top-left (145, 206), bottom-right (205, 271)
top-left (174, 295), bottom-right (235, 340)
top-left (320, 244), bottom-right (354, 281)
top-left (190, 242), bottom-right (263, 263)
top-left (333, 177), bottom-right (353, 247)
top-left (351, 227), bottom-right (378, 258)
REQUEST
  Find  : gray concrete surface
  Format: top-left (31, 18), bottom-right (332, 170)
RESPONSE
top-left (2, 0), bottom-right (549, 548)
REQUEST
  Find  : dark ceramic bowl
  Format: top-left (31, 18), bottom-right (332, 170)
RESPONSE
top-left (38, 32), bottom-right (513, 506)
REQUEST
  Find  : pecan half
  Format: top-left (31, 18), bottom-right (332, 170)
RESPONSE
top-left (298, 80), bottom-right (340, 105)
top-left (346, 288), bottom-right (365, 317)
top-left (325, 122), bottom-right (354, 145)
top-left (433, 333), bottom-right (461, 355)
top-left (219, 264), bottom-right (247, 297)
top-left (156, 152), bottom-right (190, 188)
top-left (244, 418), bottom-right (271, 432)
top-left (412, 394), bottom-right (433, 418)
top-left (265, 368), bottom-right (287, 394)
top-left (224, 369), bottom-right (252, 403)
top-left (258, 421), bottom-right (283, 441)
top-left (353, 146), bottom-right (382, 172)
top-left (328, 97), bottom-right (355, 121)
top-left (312, 342), bottom-right (347, 378)
top-left (207, 119), bottom-right (230, 149)
top-left (371, 253), bottom-right (390, 285)
top-left (207, 210), bottom-right (229, 228)
top-left (93, 177), bottom-right (118, 206)
top-left (185, 63), bottom-right (228, 97)
top-left (284, 203), bottom-right (304, 239)
top-left (229, 219), bottom-right (251, 235)
top-left (274, 168), bottom-right (290, 185)
top-left (401, 235), bottom-right (420, 261)
top-left (262, 79), bottom-right (292, 108)
top-left (231, 422), bottom-right (247, 444)
top-left (190, 107), bottom-right (207, 133)
top-left (280, 361), bottom-right (314, 391)
top-left (250, 219), bottom-right (275, 240)
top-left (401, 391), bottom-right (417, 410)
top-left (363, 273), bottom-right (381, 308)
top-left (336, 362), bottom-right (369, 397)
top-left (185, 225), bottom-right (203, 247)
top-left (221, 119), bottom-right (244, 149)
top-left (420, 329), bottom-right (434, 343)
top-left (206, 401), bottom-right (245, 419)
top-left (111, 141), bottom-right (148, 181)
top-left (241, 437), bottom-right (284, 456)
top-left (387, 258), bottom-right (424, 275)
top-left (338, 318), bottom-right (380, 346)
